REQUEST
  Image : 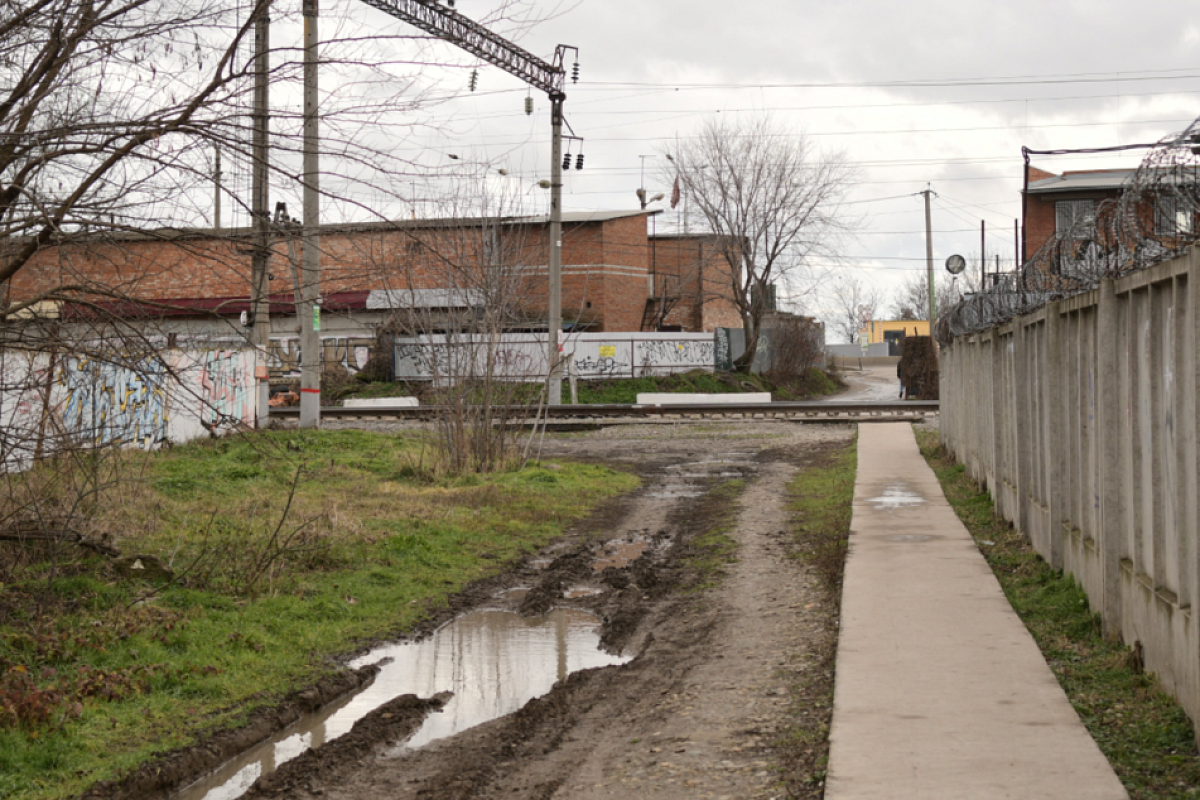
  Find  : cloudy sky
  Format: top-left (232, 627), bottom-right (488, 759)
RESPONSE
top-left (257, 0), bottom-right (1200, 325)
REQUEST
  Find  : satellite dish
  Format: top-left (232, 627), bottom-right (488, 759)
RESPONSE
top-left (945, 254), bottom-right (967, 275)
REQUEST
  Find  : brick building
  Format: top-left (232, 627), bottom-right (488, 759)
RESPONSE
top-left (646, 233), bottom-right (744, 332)
top-left (1022, 165), bottom-right (1197, 262)
top-left (8, 210), bottom-right (740, 337)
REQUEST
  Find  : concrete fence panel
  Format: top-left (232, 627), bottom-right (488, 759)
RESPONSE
top-left (941, 245), bottom-right (1200, 737)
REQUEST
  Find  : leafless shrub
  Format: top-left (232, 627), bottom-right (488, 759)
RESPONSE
top-left (765, 317), bottom-right (824, 383)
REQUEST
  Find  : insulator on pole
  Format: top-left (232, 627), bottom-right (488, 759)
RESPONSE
top-left (469, 69), bottom-right (478, 91)
top-left (575, 153), bottom-right (584, 170)
top-left (571, 62), bottom-right (580, 83)
top-left (562, 153), bottom-right (572, 171)
top-left (525, 95), bottom-right (533, 115)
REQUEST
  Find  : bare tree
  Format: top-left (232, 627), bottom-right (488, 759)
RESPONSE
top-left (890, 258), bottom-right (990, 321)
top-left (826, 274), bottom-right (884, 344)
top-left (662, 114), bottom-right (856, 371)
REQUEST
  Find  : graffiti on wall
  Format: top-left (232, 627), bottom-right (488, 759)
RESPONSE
top-left (58, 357), bottom-right (169, 447)
top-left (198, 350), bottom-right (253, 425)
top-left (635, 339), bottom-right (715, 367)
top-left (574, 356), bottom-right (630, 376)
top-left (394, 334), bottom-right (716, 381)
top-left (267, 337), bottom-right (375, 379)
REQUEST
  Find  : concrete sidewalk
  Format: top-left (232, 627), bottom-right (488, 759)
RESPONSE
top-left (826, 424), bottom-right (1128, 799)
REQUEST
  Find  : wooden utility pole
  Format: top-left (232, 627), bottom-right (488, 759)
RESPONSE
top-left (980, 219), bottom-right (986, 291)
top-left (251, 1), bottom-right (271, 428)
top-left (299, 0), bottom-right (321, 428)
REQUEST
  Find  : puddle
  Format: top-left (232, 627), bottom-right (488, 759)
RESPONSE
top-left (174, 608), bottom-right (625, 800)
top-left (528, 557), bottom-right (553, 570)
top-left (496, 587), bottom-right (530, 601)
top-left (866, 483), bottom-right (927, 513)
top-left (671, 471), bottom-right (743, 479)
top-left (592, 538), bottom-right (649, 571)
top-left (647, 484), bottom-right (704, 499)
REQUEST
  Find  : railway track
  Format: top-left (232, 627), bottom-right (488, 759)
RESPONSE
top-left (270, 400), bottom-right (938, 426)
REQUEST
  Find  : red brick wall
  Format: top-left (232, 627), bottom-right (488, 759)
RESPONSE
top-left (647, 235), bottom-right (743, 332)
top-left (9, 215), bottom-right (746, 333)
top-left (1024, 189), bottom-right (1122, 258)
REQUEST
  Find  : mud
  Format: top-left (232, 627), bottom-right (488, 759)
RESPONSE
top-left (97, 419), bottom-right (855, 800)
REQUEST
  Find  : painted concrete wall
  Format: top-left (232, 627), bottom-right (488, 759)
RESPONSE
top-left (940, 244), bottom-right (1200, 738)
top-left (394, 332), bottom-right (716, 381)
top-left (0, 347), bottom-right (257, 470)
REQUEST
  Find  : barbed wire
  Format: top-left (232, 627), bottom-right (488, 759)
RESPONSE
top-left (939, 116), bottom-right (1200, 341)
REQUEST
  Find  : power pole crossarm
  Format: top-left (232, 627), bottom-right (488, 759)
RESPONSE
top-left (358, 0), bottom-right (565, 96)
top-left (356, 0), bottom-right (574, 403)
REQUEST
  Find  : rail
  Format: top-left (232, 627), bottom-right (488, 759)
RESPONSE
top-left (270, 400), bottom-right (938, 424)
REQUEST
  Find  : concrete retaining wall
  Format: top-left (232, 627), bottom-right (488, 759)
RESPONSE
top-left (940, 244), bottom-right (1200, 737)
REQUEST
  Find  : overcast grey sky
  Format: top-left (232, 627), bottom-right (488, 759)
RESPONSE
top-left (274, 0), bottom-right (1200, 324)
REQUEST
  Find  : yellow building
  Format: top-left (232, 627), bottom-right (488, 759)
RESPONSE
top-left (860, 320), bottom-right (930, 351)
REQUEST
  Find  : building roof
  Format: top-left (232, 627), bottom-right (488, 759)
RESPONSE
top-left (28, 210), bottom-right (661, 246)
top-left (1026, 169), bottom-right (1137, 195)
top-left (511, 209), bottom-right (662, 225)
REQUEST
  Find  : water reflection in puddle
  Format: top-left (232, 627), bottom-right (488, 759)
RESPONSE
top-left (867, 483), bottom-right (927, 512)
top-left (174, 609), bottom-right (624, 800)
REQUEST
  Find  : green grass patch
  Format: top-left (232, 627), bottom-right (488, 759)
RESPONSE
top-left (680, 479), bottom-right (745, 592)
top-left (0, 430), bottom-right (638, 800)
top-left (787, 439), bottom-right (858, 593)
top-left (914, 427), bottom-right (1200, 800)
top-left (772, 436), bottom-right (857, 798)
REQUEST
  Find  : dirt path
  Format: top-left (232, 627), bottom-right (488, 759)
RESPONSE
top-left (150, 421), bottom-right (853, 800)
top-left (554, 459), bottom-right (833, 800)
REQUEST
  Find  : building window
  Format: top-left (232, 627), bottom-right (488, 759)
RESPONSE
top-left (1155, 195), bottom-right (1194, 237)
top-left (1055, 200), bottom-right (1095, 238)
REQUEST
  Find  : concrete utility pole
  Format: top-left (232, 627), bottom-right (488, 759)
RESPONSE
top-left (251, 1), bottom-right (271, 428)
top-left (299, 0), bottom-right (321, 428)
top-left (547, 95), bottom-right (565, 404)
top-left (353, 0), bottom-right (575, 403)
top-left (922, 187), bottom-right (936, 336)
top-left (213, 147), bottom-right (222, 231)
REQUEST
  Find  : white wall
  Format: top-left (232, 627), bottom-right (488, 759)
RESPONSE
top-left (394, 332), bottom-right (715, 381)
top-left (0, 346), bottom-right (257, 470)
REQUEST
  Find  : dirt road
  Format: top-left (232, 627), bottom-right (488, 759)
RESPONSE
top-left (203, 421), bottom-right (854, 800)
top-left (831, 367), bottom-right (902, 403)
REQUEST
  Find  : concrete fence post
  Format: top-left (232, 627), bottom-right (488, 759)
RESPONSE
top-left (1045, 301), bottom-right (1066, 570)
top-left (1188, 250), bottom-right (1200, 725)
top-left (1013, 316), bottom-right (1032, 537)
top-left (1096, 278), bottom-right (1124, 636)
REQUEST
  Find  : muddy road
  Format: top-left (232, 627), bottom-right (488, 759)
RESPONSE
top-left (163, 421), bottom-right (855, 800)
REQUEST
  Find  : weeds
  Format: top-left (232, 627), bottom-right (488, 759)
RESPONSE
top-left (776, 437), bottom-right (857, 799)
top-left (680, 479), bottom-right (745, 592)
top-left (915, 427), bottom-right (1200, 800)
